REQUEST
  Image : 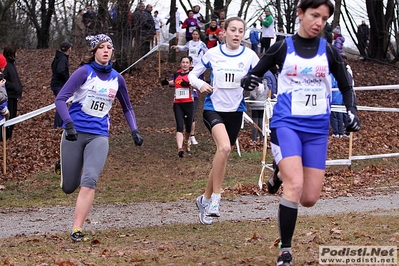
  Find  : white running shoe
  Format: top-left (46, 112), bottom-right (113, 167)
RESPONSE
top-left (207, 195), bottom-right (221, 217)
top-left (196, 196), bottom-right (213, 225)
top-left (190, 136), bottom-right (198, 145)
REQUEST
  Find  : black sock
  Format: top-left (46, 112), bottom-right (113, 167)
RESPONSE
top-left (278, 198), bottom-right (298, 249)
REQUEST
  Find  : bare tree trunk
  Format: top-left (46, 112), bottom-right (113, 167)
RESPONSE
top-left (205, 0), bottom-right (211, 21)
top-left (113, 0), bottom-right (133, 72)
top-left (366, 0), bottom-right (394, 60)
top-left (36, 0), bottom-right (55, 48)
top-left (97, 0), bottom-right (110, 34)
top-left (284, 0), bottom-right (299, 34)
top-left (275, 0), bottom-right (284, 29)
top-left (214, 0), bottom-right (224, 14)
top-left (332, 0), bottom-right (341, 28)
top-left (168, 0), bottom-right (177, 63)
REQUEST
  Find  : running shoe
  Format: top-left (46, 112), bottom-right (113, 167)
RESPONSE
top-left (195, 195), bottom-right (213, 225)
top-left (178, 148), bottom-right (184, 157)
top-left (276, 251), bottom-right (293, 266)
top-left (70, 228), bottom-right (89, 242)
top-left (190, 135), bottom-right (198, 145)
top-left (54, 159), bottom-right (61, 175)
top-left (267, 160), bottom-right (282, 194)
top-left (185, 141), bottom-right (191, 154)
top-left (207, 195), bottom-right (221, 217)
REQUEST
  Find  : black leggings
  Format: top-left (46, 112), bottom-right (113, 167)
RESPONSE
top-left (173, 102), bottom-right (194, 133)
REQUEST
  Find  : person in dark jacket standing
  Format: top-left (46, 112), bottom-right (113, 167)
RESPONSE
top-left (51, 41), bottom-right (72, 128)
top-left (2, 43), bottom-right (23, 140)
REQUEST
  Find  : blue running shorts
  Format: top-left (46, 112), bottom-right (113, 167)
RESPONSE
top-left (270, 127), bottom-right (328, 170)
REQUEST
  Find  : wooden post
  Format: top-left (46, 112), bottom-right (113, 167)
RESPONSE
top-left (158, 41), bottom-right (161, 78)
top-left (348, 132), bottom-right (353, 170)
top-left (2, 125), bottom-right (6, 174)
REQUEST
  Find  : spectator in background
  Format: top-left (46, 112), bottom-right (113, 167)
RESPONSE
top-left (132, 3), bottom-right (155, 57)
top-left (248, 83), bottom-right (267, 143)
top-left (329, 74), bottom-right (343, 138)
top-left (258, 7), bottom-right (275, 53)
top-left (323, 21), bottom-right (333, 44)
top-left (357, 20), bottom-right (370, 58)
top-left (342, 62), bottom-right (354, 138)
top-left (332, 26), bottom-right (345, 56)
top-left (182, 10), bottom-right (199, 42)
top-left (248, 23), bottom-right (260, 53)
top-left (205, 19), bottom-right (220, 48)
top-left (142, 4), bottom-right (156, 52)
top-left (51, 41), bottom-right (72, 128)
top-left (0, 55), bottom-right (10, 139)
top-left (0, 78), bottom-right (8, 105)
top-left (248, 67), bottom-right (278, 143)
top-left (165, 6), bottom-right (181, 45)
top-left (153, 10), bottom-right (163, 46)
top-left (264, 68), bottom-right (277, 99)
top-left (0, 81), bottom-right (6, 105)
top-left (216, 10), bottom-right (226, 26)
top-left (276, 27), bottom-right (286, 42)
top-left (74, 9), bottom-right (85, 46)
top-left (108, 3), bottom-right (117, 22)
top-left (82, 5), bottom-right (98, 35)
top-left (2, 44), bottom-right (23, 140)
top-left (132, 2), bottom-right (146, 43)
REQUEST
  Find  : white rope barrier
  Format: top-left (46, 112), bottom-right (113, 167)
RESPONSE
top-left (331, 105), bottom-right (399, 113)
top-left (120, 34), bottom-right (176, 75)
top-left (354, 84), bottom-right (399, 91)
top-left (326, 159), bottom-right (351, 166)
top-left (1, 104), bottom-right (56, 127)
top-left (0, 97), bottom-right (74, 127)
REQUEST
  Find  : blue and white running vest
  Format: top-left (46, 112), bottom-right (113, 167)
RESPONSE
top-left (271, 37), bottom-right (332, 134)
top-left (69, 64), bottom-right (119, 136)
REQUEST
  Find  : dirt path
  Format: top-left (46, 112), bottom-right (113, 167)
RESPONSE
top-left (0, 193), bottom-right (398, 239)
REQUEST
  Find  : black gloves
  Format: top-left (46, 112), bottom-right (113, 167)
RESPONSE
top-left (161, 78), bottom-right (169, 86)
top-left (65, 122), bottom-right (78, 141)
top-left (180, 80), bottom-right (190, 87)
top-left (241, 74), bottom-right (263, 91)
top-left (132, 130), bottom-right (143, 146)
top-left (346, 107), bottom-right (361, 132)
